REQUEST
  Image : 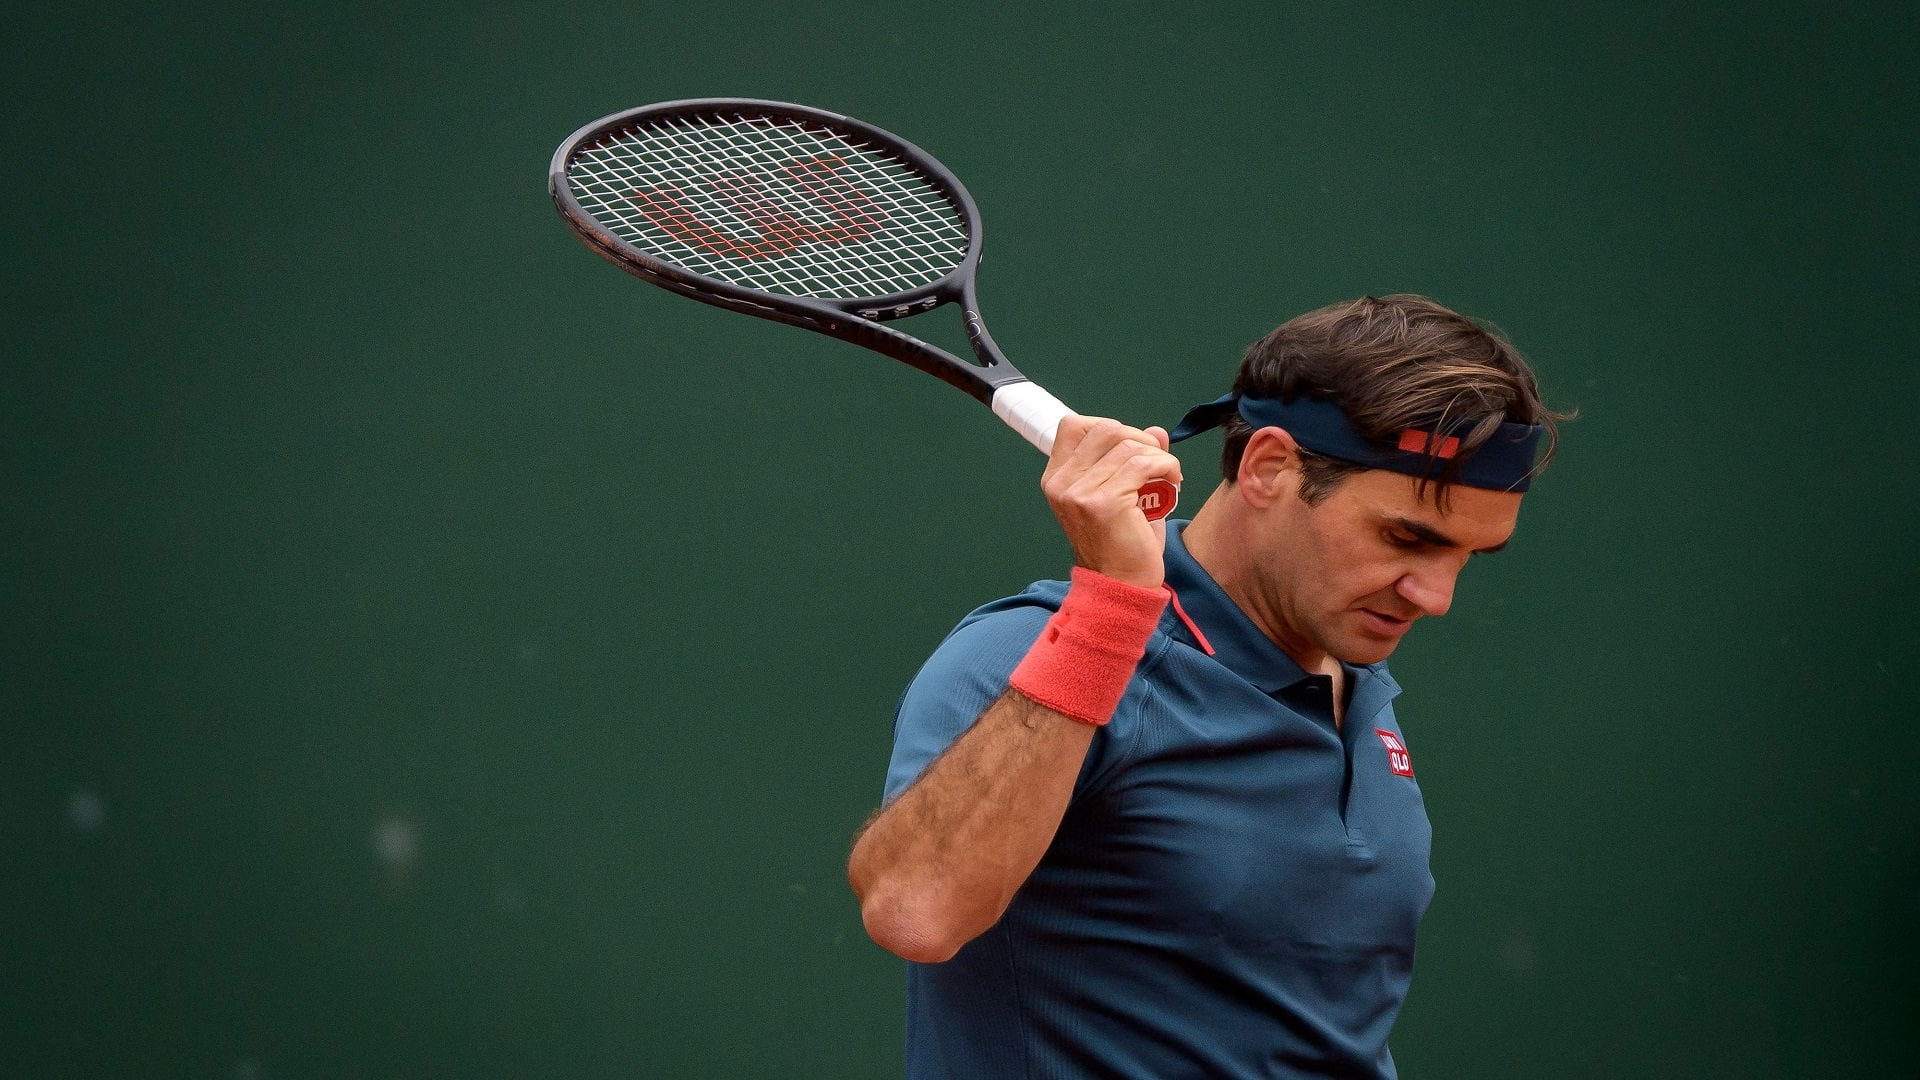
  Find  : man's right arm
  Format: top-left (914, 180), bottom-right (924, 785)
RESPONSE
top-left (846, 687), bottom-right (1097, 964)
top-left (846, 416), bottom-right (1182, 964)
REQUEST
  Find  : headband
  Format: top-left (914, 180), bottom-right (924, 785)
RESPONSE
top-left (1167, 393), bottom-right (1544, 492)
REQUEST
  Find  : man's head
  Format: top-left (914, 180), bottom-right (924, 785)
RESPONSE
top-left (1219, 294), bottom-right (1561, 503)
top-left (1180, 294), bottom-right (1568, 668)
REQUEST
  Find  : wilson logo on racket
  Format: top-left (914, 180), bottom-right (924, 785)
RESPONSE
top-left (1136, 481), bottom-right (1176, 514)
top-left (628, 156), bottom-right (886, 261)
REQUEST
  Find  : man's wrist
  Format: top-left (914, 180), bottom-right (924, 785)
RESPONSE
top-left (1007, 568), bottom-right (1169, 726)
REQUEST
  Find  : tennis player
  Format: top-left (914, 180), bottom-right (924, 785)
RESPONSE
top-left (848, 294), bottom-right (1567, 1078)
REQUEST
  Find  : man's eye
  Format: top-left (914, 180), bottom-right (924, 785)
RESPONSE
top-left (1385, 532), bottom-right (1422, 549)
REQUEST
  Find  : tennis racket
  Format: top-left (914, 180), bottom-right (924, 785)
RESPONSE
top-left (547, 97), bottom-right (1177, 521)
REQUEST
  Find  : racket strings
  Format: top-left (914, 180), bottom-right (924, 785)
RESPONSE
top-left (568, 113), bottom-right (970, 300)
top-left (582, 116), bottom-right (960, 298)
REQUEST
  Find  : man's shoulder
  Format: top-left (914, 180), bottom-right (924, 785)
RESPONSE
top-left (902, 578), bottom-right (1072, 694)
top-left (950, 577), bottom-right (1070, 634)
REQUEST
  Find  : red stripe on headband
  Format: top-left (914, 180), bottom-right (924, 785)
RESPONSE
top-left (1397, 429), bottom-right (1460, 459)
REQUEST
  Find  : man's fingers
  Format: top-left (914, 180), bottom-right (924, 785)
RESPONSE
top-left (1052, 439), bottom-right (1182, 514)
top-left (1040, 415), bottom-right (1177, 589)
top-left (1047, 417), bottom-right (1165, 478)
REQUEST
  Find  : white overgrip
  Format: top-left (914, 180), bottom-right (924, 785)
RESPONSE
top-left (988, 379), bottom-right (1180, 520)
top-left (989, 380), bottom-right (1073, 455)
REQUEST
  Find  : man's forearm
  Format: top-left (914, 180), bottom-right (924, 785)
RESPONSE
top-left (847, 688), bottom-right (1095, 963)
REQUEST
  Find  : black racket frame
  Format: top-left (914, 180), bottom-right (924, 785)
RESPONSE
top-left (549, 97), bottom-right (1029, 405)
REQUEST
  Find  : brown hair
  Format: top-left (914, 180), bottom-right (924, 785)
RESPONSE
top-left (1220, 294), bottom-right (1570, 506)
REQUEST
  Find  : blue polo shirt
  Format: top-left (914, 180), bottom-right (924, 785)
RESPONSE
top-left (883, 522), bottom-right (1435, 1079)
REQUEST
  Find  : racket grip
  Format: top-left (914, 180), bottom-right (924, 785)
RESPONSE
top-left (991, 380), bottom-right (1072, 454)
top-left (989, 382), bottom-right (1179, 522)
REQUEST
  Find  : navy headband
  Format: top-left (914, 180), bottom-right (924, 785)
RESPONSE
top-left (1167, 393), bottom-right (1544, 492)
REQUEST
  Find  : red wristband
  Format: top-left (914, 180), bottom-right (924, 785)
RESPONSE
top-left (1008, 567), bottom-right (1169, 726)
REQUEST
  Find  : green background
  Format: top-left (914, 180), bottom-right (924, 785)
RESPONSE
top-left (6, 2), bottom-right (1915, 1076)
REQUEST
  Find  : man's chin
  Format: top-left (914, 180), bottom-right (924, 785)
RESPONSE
top-left (1331, 610), bottom-right (1418, 665)
top-left (1333, 629), bottom-right (1407, 666)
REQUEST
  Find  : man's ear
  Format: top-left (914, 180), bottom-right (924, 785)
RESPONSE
top-left (1236, 427), bottom-right (1302, 509)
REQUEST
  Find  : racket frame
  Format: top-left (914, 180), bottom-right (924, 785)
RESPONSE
top-left (548, 98), bottom-right (1025, 406)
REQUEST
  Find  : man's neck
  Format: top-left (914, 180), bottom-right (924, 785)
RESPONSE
top-left (1182, 487), bottom-right (1338, 681)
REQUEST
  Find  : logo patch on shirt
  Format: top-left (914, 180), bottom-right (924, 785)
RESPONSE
top-left (1375, 729), bottom-right (1414, 777)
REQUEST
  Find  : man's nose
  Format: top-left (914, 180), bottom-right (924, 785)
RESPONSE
top-left (1394, 567), bottom-right (1456, 618)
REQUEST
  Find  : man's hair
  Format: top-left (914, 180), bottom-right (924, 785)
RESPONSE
top-left (1221, 294), bottom-right (1570, 506)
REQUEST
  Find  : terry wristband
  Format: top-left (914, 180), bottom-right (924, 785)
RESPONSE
top-left (1008, 567), bottom-right (1169, 726)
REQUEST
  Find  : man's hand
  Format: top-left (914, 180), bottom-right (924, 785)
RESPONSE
top-left (1042, 417), bottom-right (1183, 589)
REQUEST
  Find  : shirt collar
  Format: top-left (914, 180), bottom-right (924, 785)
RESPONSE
top-left (1161, 520), bottom-right (1400, 703)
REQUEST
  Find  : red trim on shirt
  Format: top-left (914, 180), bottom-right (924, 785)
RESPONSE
top-left (1164, 585), bottom-right (1216, 656)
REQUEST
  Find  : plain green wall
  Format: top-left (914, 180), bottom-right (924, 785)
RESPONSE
top-left (5, 2), bottom-right (1914, 1076)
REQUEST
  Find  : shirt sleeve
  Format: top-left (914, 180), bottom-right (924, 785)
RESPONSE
top-left (883, 606), bottom-right (1051, 803)
top-left (882, 603), bottom-right (1167, 805)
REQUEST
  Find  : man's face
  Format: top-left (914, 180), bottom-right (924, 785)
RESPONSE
top-left (1257, 465), bottom-right (1523, 667)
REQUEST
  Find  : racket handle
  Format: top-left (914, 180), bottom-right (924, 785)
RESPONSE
top-left (989, 382), bottom-right (1179, 522)
top-left (991, 380), bottom-right (1072, 454)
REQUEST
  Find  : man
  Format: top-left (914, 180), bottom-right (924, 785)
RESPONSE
top-left (848, 294), bottom-right (1566, 1078)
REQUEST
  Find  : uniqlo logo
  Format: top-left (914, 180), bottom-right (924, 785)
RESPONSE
top-left (1375, 729), bottom-right (1414, 777)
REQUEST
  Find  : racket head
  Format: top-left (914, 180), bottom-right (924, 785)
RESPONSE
top-left (550, 99), bottom-right (983, 321)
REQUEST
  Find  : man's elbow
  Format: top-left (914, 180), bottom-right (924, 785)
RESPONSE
top-left (857, 888), bottom-right (977, 964)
